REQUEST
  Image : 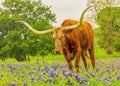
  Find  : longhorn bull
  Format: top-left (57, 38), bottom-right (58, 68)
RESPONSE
top-left (16, 6), bottom-right (95, 72)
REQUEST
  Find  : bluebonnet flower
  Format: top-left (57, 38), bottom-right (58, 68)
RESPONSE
top-left (96, 68), bottom-right (99, 72)
top-left (38, 74), bottom-right (44, 80)
top-left (31, 76), bottom-right (35, 82)
top-left (69, 70), bottom-right (72, 77)
top-left (7, 83), bottom-right (11, 86)
top-left (75, 74), bottom-right (80, 82)
top-left (11, 83), bottom-right (16, 86)
top-left (55, 72), bottom-right (59, 77)
top-left (90, 72), bottom-right (95, 77)
top-left (64, 73), bottom-right (68, 78)
top-left (103, 77), bottom-right (111, 82)
top-left (82, 76), bottom-right (87, 84)
top-left (106, 69), bottom-right (109, 73)
top-left (117, 74), bottom-right (120, 80)
top-left (87, 75), bottom-right (90, 78)
top-left (50, 70), bottom-right (54, 78)
top-left (70, 82), bottom-right (74, 86)
top-left (47, 78), bottom-right (54, 83)
top-left (28, 72), bottom-right (34, 76)
top-left (52, 65), bottom-right (58, 71)
top-left (1, 64), bottom-right (4, 68)
top-left (62, 69), bottom-right (66, 75)
top-left (37, 66), bottom-right (41, 71)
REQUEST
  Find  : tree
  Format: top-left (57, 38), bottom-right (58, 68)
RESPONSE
top-left (87, 0), bottom-right (120, 54)
top-left (96, 7), bottom-right (120, 54)
top-left (0, 0), bottom-right (56, 61)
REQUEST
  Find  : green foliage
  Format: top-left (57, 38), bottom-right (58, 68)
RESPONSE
top-left (96, 7), bottom-right (120, 54)
top-left (113, 38), bottom-right (120, 52)
top-left (0, 0), bottom-right (56, 61)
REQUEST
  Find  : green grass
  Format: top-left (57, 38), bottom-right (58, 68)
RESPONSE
top-left (95, 47), bottom-right (120, 59)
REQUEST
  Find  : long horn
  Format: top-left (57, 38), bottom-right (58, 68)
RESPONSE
top-left (64, 6), bottom-right (93, 30)
top-left (16, 21), bottom-right (55, 34)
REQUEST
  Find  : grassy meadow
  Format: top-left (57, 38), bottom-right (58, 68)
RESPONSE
top-left (0, 46), bottom-right (120, 86)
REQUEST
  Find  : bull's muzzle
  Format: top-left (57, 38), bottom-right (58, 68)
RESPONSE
top-left (54, 49), bottom-right (62, 54)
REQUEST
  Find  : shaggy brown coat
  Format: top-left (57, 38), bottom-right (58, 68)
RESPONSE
top-left (60, 19), bottom-right (95, 72)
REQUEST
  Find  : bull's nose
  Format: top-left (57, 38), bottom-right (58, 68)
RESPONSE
top-left (54, 49), bottom-right (61, 54)
top-left (55, 51), bottom-right (60, 54)
top-left (55, 50), bottom-right (60, 53)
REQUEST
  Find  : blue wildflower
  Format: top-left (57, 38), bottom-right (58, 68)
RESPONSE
top-left (117, 74), bottom-right (120, 80)
top-left (69, 70), bottom-right (72, 77)
top-left (39, 74), bottom-right (44, 80)
top-left (62, 69), bottom-right (66, 74)
top-left (47, 78), bottom-right (54, 83)
top-left (64, 73), bottom-right (68, 78)
top-left (50, 70), bottom-right (54, 78)
top-left (31, 76), bottom-right (35, 82)
top-left (11, 83), bottom-right (16, 86)
top-left (75, 74), bottom-right (80, 82)
top-left (82, 76), bottom-right (87, 84)
top-left (90, 72), bottom-right (95, 77)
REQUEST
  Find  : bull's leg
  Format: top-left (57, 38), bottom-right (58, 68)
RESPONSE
top-left (75, 49), bottom-right (81, 73)
top-left (89, 47), bottom-right (95, 69)
top-left (81, 52), bottom-right (87, 69)
top-left (63, 54), bottom-right (73, 71)
top-left (66, 59), bottom-right (73, 71)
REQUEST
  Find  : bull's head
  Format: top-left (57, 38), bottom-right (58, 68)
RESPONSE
top-left (16, 6), bottom-right (92, 54)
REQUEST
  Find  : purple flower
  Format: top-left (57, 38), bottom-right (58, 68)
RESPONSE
top-left (31, 76), bottom-right (35, 82)
top-left (28, 72), bottom-right (34, 76)
top-left (75, 74), bottom-right (80, 82)
top-left (82, 76), bottom-right (87, 84)
top-left (106, 69), bottom-right (109, 72)
top-left (49, 70), bottom-right (54, 78)
top-left (87, 75), bottom-right (90, 78)
top-left (70, 82), bottom-right (74, 86)
top-left (38, 74), bottom-right (44, 80)
top-left (37, 66), bottom-right (41, 71)
top-left (64, 73), bottom-right (68, 78)
top-left (23, 82), bottom-right (28, 86)
top-left (7, 83), bottom-right (11, 86)
top-left (1, 64), bottom-right (4, 68)
top-left (62, 69), bottom-right (66, 74)
top-left (55, 72), bottom-right (59, 77)
top-left (90, 72), bottom-right (95, 77)
top-left (52, 65), bottom-right (58, 71)
top-left (96, 68), bottom-right (99, 72)
top-left (69, 70), bottom-right (72, 77)
top-left (47, 78), bottom-right (54, 83)
top-left (11, 83), bottom-right (16, 86)
top-left (117, 74), bottom-right (120, 80)
top-left (103, 77), bottom-right (110, 82)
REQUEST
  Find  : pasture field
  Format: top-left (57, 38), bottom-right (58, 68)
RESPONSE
top-left (0, 53), bottom-right (120, 86)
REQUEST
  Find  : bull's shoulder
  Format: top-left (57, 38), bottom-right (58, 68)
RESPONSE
top-left (61, 19), bottom-right (78, 27)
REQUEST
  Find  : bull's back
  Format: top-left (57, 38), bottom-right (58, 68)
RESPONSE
top-left (61, 19), bottom-right (94, 50)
